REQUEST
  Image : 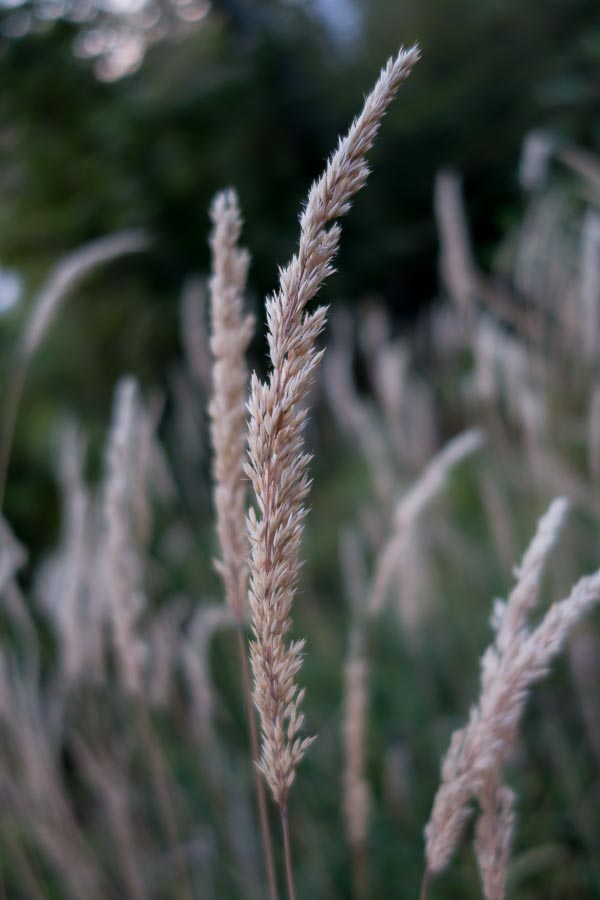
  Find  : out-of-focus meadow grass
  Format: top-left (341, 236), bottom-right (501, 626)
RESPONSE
top-left (1, 3), bottom-right (600, 899)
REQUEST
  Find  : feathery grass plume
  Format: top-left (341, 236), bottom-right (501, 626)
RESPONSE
top-left (434, 169), bottom-right (478, 320)
top-left (208, 188), bottom-right (254, 622)
top-left (393, 523), bottom-right (435, 639)
top-left (102, 376), bottom-right (147, 695)
top-left (47, 452), bottom-right (107, 686)
top-left (101, 385), bottom-right (169, 692)
top-left (513, 190), bottom-right (566, 309)
top-left (474, 779), bottom-right (515, 900)
top-left (394, 428), bottom-right (485, 532)
top-left (0, 514), bottom-right (27, 595)
top-left (131, 396), bottom-right (157, 545)
top-left (246, 47), bottom-right (419, 900)
top-left (246, 45), bottom-right (420, 817)
top-left (357, 299), bottom-right (389, 362)
top-left (0, 655), bottom-right (104, 900)
top-left (103, 387), bottom-right (188, 888)
top-left (469, 317), bottom-right (499, 405)
top-left (0, 516), bottom-right (40, 677)
top-left (35, 424), bottom-right (91, 683)
top-left (494, 498), bottom-right (568, 657)
top-left (423, 498), bottom-right (600, 886)
top-left (0, 230), bottom-right (149, 510)
top-left (557, 141), bottom-right (600, 191)
top-left (518, 130), bottom-right (554, 192)
top-left (207, 188), bottom-right (279, 900)
top-left (369, 428), bottom-right (485, 618)
top-left (371, 336), bottom-right (410, 459)
top-left (100, 428), bottom-right (194, 900)
top-left (436, 171), bottom-right (543, 344)
top-left (20, 231), bottom-right (148, 363)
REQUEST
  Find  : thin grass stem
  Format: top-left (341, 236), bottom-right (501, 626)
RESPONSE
top-left (419, 868), bottom-right (430, 900)
top-left (237, 624), bottom-right (279, 900)
top-left (280, 804), bottom-right (296, 900)
top-left (136, 704), bottom-right (194, 900)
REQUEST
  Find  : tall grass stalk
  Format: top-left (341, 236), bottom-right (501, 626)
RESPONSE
top-left (245, 44), bottom-right (419, 898)
top-left (207, 189), bottom-right (279, 900)
top-left (422, 499), bottom-right (600, 896)
top-left (0, 230), bottom-right (149, 511)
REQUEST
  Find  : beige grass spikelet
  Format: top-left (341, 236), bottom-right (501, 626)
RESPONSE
top-left (518, 130), bottom-right (553, 191)
top-left (0, 516), bottom-right (39, 674)
top-left (102, 376), bottom-right (147, 695)
top-left (493, 497), bottom-right (568, 659)
top-left (434, 169), bottom-right (478, 319)
top-left (424, 499), bottom-right (600, 880)
top-left (35, 424), bottom-right (91, 683)
top-left (0, 657), bottom-right (104, 899)
top-left (0, 514), bottom-right (27, 595)
top-left (246, 44), bottom-right (420, 808)
top-left (208, 188), bottom-right (254, 622)
top-left (20, 231), bottom-right (149, 364)
top-left (369, 428), bottom-right (485, 618)
top-left (474, 778), bottom-right (515, 900)
top-left (0, 230), bottom-right (149, 510)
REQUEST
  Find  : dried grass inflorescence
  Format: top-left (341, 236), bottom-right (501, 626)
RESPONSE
top-left (208, 188), bottom-right (254, 622)
top-left (102, 377), bottom-right (147, 696)
top-left (369, 428), bottom-right (485, 618)
top-left (474, 779), bottom-right (516, 900)
top-left (35, 425), bottom-right (94, 684)
top-left (424, 498), bottom-right (600, 892)
top-left (246, 45), bottom-right (420, 809)
top-left (0, 230), bottom-right (149, 511)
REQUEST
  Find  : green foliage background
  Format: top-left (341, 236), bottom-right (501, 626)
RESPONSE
top-left (1, 0), bottom-right (600, 544)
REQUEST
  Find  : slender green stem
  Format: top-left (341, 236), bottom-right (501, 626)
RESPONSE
top-left (419, 868), bottom-right (430, 900)
top-left (3, 828), bottom-right (47, 900)
top-left (280, 804), bottom-right (296, 900)
top-left (351, 840), bottom-right (368, 900)
top-left (136, 704), bottom-right (194, 900)
top-left (236, 624), bottom-right (279, 900)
